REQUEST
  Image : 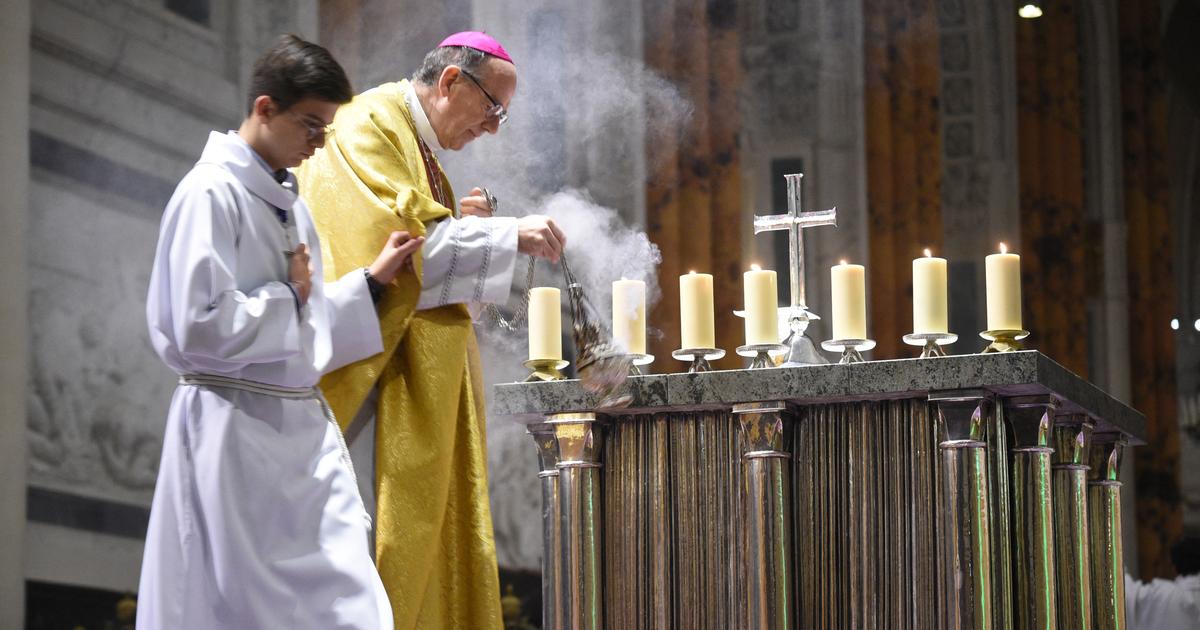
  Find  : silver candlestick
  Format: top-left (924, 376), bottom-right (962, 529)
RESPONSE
top-left (561, 257), bottom-right (633, 407)
top-left (980, 329), bottom-right (1030, 353)
top-left (821, 338), bottom-right (876, 364)
top-left (736, 343), bottom-right (788, 369)
top-left (672, 347), bottom-right (726, 373)
top-left (902, 332), bottom-right (958, 358)
top-left (524, 358), bottom-right (570, 382)
top-left (623, 353), bottom-right (655, 376)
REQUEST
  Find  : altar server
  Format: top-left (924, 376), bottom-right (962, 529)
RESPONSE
top-left (1125, 533), bottom-right (1200, 629)
top-left (138, 34), bottom-right (422, 630)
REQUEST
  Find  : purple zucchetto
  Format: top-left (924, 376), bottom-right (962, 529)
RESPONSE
top-left (437, 31), bottom-right (514, 65)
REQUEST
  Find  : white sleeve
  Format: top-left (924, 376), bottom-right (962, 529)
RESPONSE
top-left (1125, 575), bottom-right (1200, 629)
top-left (159, 182), bottom-right (303, 371)
top-left (315, 267), bottom-right (384, 374)
top-left (417, 215), bottom-right (519, 310)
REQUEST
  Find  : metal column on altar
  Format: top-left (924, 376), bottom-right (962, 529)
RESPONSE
top-left (931, 390), bottom-right (996, 628)
top-left (548, 412), bottom-right (604, 630)
top-left (1088, 434), bottom-right (1128, 630)
top-left (732, 401), bottom-right (795, 629)
top-left (501, 352), bottom-right (1144, 630)
top-left (1006, 395), bottom-right (1060, 628)
top-left (1052, 415), bottom-right (1095, 629)
top-left (527, 423), bottom-right (563, 630)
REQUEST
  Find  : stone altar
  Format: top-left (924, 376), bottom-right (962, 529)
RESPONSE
top-left (492, 351), bottom-right (1143, 629)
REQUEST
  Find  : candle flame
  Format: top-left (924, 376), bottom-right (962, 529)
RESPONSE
top-left (688, 270), bottom-right (696, 274)
top-left (750, 263), bottom-right (761, 271)
top-left (999, 242), bottom-right (1008, 254)
top-left (839, 259), bottom-right (848, 266)
top-left (923, 248), bottom-right (932, 257)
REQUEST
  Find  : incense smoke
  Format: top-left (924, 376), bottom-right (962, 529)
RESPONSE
top-left (469, 189), bottom-right (663, 382)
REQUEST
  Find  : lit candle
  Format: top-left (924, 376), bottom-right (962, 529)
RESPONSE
top-left (528, 287), bottom-right (562, 361)
top-left (612, 278), bottom-right (646, 354)
top-left (912, 248), bottom-right (948, 334)
top-left (985, 243), bottom-right (1022, 331)
top-left (679, 271), bottom-right (715, 349)
top-left (743, 264), bottom-right (778, 345)
top-left (831, 260), bottom-right (866, 340)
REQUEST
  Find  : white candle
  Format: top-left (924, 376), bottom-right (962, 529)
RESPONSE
top-left (831, 260), bottom-right (866, 340)
top-left (612, 278), bottom-right (646, 354)
top-left (679, 271), bottom-right (715, 349)
top-left (986, 243), bottom-right (1022, 331)
top-left (913, 249), bottom-right (948, 334)
top-left (743, 264), bottom-right (778, 345)
top-left (528, 287), bottom-right (562, 361)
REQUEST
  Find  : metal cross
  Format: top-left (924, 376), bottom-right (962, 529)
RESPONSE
top-left (754, 173), bottom-right (837, 313)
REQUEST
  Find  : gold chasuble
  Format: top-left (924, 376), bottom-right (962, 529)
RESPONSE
top-left (297, 80), bottom-right (502, 630)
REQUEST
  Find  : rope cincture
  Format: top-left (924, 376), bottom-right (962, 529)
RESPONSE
top-left (178, 373), bottom-right (371, 529)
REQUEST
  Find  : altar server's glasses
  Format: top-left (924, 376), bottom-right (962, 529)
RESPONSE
top-left (285, 109), bottom-right (335, 140)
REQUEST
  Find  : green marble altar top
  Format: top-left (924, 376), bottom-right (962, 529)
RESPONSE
top-left (491, 351), bottom-right (1145, 442)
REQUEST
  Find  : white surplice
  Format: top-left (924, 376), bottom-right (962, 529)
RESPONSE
top-left (139, 131), bottom-right (392, 630)
top-left (1125, 573), bottom-right (1200, 630)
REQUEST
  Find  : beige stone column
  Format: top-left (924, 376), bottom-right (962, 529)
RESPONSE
top-left (0, 0), bottom-right (30, 627)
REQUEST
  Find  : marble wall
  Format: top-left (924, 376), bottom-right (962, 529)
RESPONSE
top-left (23, 0), bottom-right (319, 595)
top-left (2, 1), bottom-right (31, 625)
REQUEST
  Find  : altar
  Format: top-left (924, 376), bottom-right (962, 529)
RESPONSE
top-left (492, 351), bottom-right (1143, 629)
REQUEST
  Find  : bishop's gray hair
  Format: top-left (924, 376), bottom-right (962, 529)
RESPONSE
top-left (412, 45), bottom-right (491, 86)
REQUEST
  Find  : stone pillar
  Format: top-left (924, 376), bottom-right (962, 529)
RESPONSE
top-left (0, 0), bottom-right (30, 627)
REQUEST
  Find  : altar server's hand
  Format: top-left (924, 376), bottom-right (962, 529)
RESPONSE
top-left (459, 187), bottom-right (494, 218)
top-left (288, 243), bottom-right (313, 305)
top-left (369, 231), bottom-right (425, 285)
top-left (517, 215), bottom-right (566, 263)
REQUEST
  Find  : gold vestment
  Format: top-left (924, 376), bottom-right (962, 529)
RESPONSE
top-left (298, 80), bottom-right (502, 630)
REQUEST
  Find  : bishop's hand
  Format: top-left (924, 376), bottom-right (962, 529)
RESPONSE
top-left (368, 231), bottom-right (425, 285)
top-left (459, 187), bottom-right (494, 218)
top-left (517, 215), bottom-right (566, 263)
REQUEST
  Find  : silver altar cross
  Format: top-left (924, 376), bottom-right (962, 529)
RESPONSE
top-left (753, 172), bottom-right (837, 365)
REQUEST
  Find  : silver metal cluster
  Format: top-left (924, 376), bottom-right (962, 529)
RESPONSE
top-left (485, 253), bottom-right (631, 405)
top-left (485, 256), bottom-right (537, 333)
top-left (560, 256), bottom-right (631, 405)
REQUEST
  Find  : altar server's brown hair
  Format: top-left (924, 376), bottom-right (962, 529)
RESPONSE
top-left (246, 34), bottom-right (353, 115)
